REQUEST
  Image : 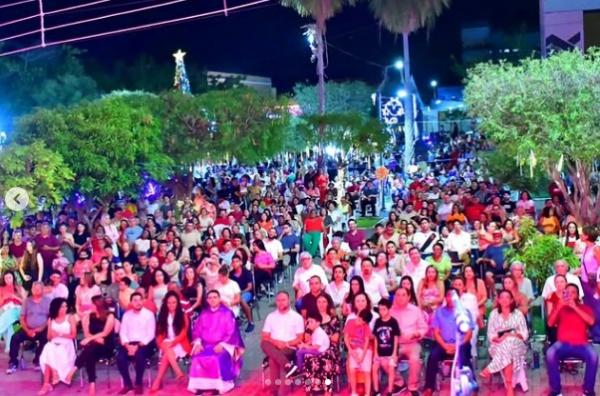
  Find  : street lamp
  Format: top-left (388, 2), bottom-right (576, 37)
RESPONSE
top-left (430, 79), bottom-right (438, 101)
top-left (396, 89), bottom-right (408, 98)
top-left (375, 58), bottom-right (404, 215)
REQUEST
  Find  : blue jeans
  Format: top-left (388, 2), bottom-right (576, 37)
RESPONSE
top-left (546, 341), bottom-right (598, 394)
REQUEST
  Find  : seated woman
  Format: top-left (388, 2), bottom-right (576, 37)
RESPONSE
top-left (67, 295), bottom-right (115, 396)
top-left (0, 271), bottom-right (26, 352)
top-left (188, 290), bottom-right (245, 394)
top-left (480, 289), bottom-right (529, 395)
top-left (302, 294), bottom-right (341, 396)
top-left (151, 291), bottom-right (191, 392)
top-left (38, 297), bottom-right (77, 395)
top-left (75, 272), bottom-right (102, 318)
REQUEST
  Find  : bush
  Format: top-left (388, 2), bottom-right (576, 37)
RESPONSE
top-left (506, 217), bottom-right (579, 286)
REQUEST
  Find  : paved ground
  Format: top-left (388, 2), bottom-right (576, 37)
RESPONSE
top-left (0, 267), bottom-right (598, 395)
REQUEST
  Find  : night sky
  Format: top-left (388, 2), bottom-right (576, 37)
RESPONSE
top-left (1, 0), bottom-right (540, 92)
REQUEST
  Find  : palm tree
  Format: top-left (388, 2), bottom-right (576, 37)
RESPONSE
top-left (281, 0), bottom-right (355, 159)
top-left (369, 0), bottom-right (451, 171)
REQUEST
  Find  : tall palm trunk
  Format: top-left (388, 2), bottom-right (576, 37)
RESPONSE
top-left (402, 31), bottom-right (414, 173)
top-left (315, 17), bottom-right (326, 166)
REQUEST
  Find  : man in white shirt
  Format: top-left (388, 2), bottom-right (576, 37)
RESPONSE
top-left (45, 271), bottom-right (68, 300)
top-left (360, 258), bottom-right (389, 305)
top-left (265, 228), bottom-right (284, 282)
top-left (216, 266), bottom-right (241, 317)
top-left (445, 221), bottom-right (472, 260)
top-left (542, 259), bottom-right (584, 299)
top-left (116, 292), bottom-right (156, 394)
top-left (437, 193), bottom-right (454, 224)
top-left (261, 291), bottom-right (305, 395)
top-left (180, 221), bottom-right (202, 251)
top-left (292, 252), bottom-right (328, 304)
top-left (404, 247), bottom-right (428, 289)
top-left (412, 218), bottom-right (438, 257)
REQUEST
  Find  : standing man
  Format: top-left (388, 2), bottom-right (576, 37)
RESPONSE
top-left (116, 292), bottom-right (156, 395)
top-left (260, 291), bottom-right (304, 396)
top-left (546, 283), bottom-right (597, 396)
top-left (35, 222), bottom-right (60, 282)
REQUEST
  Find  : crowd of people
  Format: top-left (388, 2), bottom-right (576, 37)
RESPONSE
top-left (0, 140), bottom-right (599, 396)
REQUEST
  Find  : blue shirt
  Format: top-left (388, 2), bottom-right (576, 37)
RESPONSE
top-left (281, 234), bottom-right (300, 251)
top-left (432, 305), bottom-right (473, 343)
top-left (483, 244), bottom-right (508, 275)
top-left (125, 226), bottom-right (143, 244)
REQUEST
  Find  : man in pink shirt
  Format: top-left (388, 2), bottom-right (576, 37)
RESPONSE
top-left (390, 287), bottom-right (428, 395)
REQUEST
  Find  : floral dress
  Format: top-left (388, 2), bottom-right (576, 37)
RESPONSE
top-left (302, 316), bottom-right (341, 394)
top-left (486, 309), bottom-right (529, 391)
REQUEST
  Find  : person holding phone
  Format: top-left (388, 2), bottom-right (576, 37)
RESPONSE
top-left (480, 289), bottom-right (529, 395)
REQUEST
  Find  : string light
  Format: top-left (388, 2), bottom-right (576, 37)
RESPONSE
top-left (0, 0), bottom-right (35, 10)
top-left (0, 0), bottom-right (271, 57)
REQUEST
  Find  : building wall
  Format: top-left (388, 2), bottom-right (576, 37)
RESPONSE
top-left (541, 0), bottom-right (600, 54)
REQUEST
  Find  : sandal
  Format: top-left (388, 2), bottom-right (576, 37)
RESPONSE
top-left (37, 384), bottom-right (53, 396)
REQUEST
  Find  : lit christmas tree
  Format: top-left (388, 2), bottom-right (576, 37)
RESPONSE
top-left (173, 49), bottom-right (191, 94)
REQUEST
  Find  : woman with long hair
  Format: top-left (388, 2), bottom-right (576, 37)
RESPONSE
top-left (251, 239), bottom-right (275, 296)
top-left (374, 251), bottom-right (397, 292)
top-left (69, 295), bottom-right (115, 396)
top-left (399, 275), bottom-right (418, 305)
top-left (342, 276), bottom-right (366, 317)
top-left (417, 265), bottom-right (445, 316)
top-left (0, 271), bottom-right (26, 351)
top-left (561, 222), bottom-right (583, 255)
top-left (462, 265), bottom-right (487, 328)
top-left (578, 226), bottom-right (600, 297)
top-left (326, 265), bottom-right (349, 310)
top-left (538, 207), bottom-right (561, 235)
top-left (75, 272), bottom-right (101, 317)
top-left (301, 294), bottom-right (341, 396)
top-left (180, 266), bottom-right (205, 316)
top-left (149, 269), bottom-right (169, 313)
top-left (501, 275), bottom-right (529, 316)
top-left (150, 291), bottom-right (191, 393)
top-left (38, 298), bottom-right (77, 394)
top-left (20, 241), bottom-right (43, 291)
top-left (480, 289), bottom-right (529, 395)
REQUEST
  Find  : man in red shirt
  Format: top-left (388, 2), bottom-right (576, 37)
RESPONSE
top-left (546, 283), bottom-right (597, 396)
top-left (464, 196), bottom-right (485, 224)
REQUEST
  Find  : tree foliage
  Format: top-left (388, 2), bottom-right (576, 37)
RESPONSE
top-left (0, 46), bottom-right (97, 120)
top-left (0, 141), bottom-right (74, 210)
top-left (293, 81), bottom-right (374, 118)
top-left (465, 49), bottom-right (600, 225)
top-left (296, 112), bottom-right (388, 155)
top-left (505, 218), bottom-right (579, 285)
top-left (480, 151), bottom-right (550, 196)
top-left (15, 93), bottom-right (172, 201)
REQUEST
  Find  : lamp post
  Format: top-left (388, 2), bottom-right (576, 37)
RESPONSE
top-left (430, 79), bottom-right (438, 101)
top-left (376, 59), bottom-right (404, 215)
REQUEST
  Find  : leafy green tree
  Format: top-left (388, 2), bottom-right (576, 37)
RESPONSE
top-left (296, 112), bottom-right (388, 155)
top-left (0, 46), bottom-right (97, 119)
top-left (199, 88), bottom-right (291, 164)
top-left (0, 141), bottom-right (74, 226)
top-left (465, 49), bottom-right (600, 225)
top-left (480, 151), bottom-right (550, 196)
top-left (293, 81), bottom-right (375, 117)
top-left (15, 93), bottom-right (172, 202)
top-left (281, 0), bottom-right (356, 154)
top-left (368, 0), bottom-right (451, 171)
